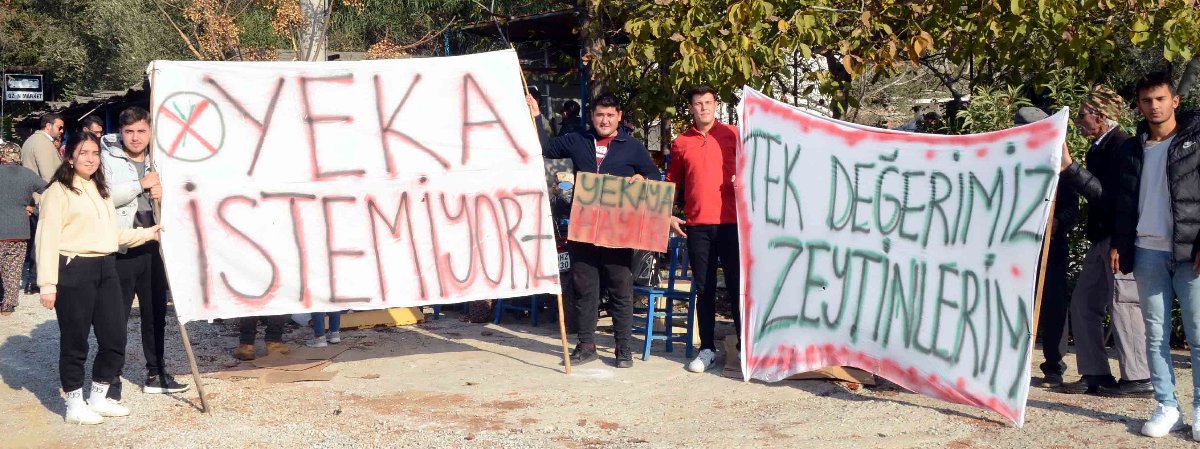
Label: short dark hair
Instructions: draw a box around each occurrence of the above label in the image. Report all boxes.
[560,100,581,117]
[81,115,104,130]
[590,92,622,112]
[685,85,718,103]
[1135,71,1177,97]
[119,107,151,128]
[39,113,62,130]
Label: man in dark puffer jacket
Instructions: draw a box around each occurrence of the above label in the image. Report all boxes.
[1110,71,1200,440]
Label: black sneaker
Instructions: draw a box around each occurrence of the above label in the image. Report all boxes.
[1032,373,1063,388]
[1097,379,1154,398]
[107,378,123,401]
[614,346,633,369]
[144,373,190,394]
[1057,375,1114,395]
[566,343,598,366]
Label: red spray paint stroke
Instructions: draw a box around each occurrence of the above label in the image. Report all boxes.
[746,344,1024,426]
[742,90,1061,151]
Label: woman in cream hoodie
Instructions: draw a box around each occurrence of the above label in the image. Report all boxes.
[36,132,160,425]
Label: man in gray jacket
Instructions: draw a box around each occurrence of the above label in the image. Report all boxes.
[21,112,63,182]
[101,107,188,398]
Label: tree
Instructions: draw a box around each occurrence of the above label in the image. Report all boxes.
[596,0,1200,128]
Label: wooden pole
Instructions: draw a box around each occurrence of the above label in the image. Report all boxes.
[146,63,211,412]
[513,45,573,373]
[556,294,572,374]
[1030,200,1057,346]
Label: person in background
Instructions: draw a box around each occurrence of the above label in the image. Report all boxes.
[37,132,161,424]
[22,112,63,182]
[307,311,342,348]
[555,100,585,136]
[1016,107,1079,389]
[101,107,187,397]
[528,92,661,368]
[666,85,742,373]
[1056,86,1152,397]
[81,115,104,138]
[235,316,290,361]
[20,113,66,296]
[0,141,44,315]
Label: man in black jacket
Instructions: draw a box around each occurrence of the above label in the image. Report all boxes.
[1015,107,1079,389]
[528,92,662,368]
[1110,71,1200,439]
[1057,86,1151,397]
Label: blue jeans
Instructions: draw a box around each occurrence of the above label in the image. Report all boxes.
[1133,247,1200,408]
[311,312,342,337]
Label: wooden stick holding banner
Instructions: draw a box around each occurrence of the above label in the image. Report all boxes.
[1029,199,1057,344]
[514,50,572,375]
[146,62,211,413]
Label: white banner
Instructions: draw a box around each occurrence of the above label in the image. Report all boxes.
[151,50,561,322]
[737,87,1066,426]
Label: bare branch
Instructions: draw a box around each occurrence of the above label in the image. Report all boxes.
[149,0,205,60]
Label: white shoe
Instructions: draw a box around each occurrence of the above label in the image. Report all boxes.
[686,349,716,373]
[88,383,129,417]
[63,389,103,425]
[1193,407,1200,441]
[328,331,341,344]
[306,336,328,348]
[1142,403,1184,437]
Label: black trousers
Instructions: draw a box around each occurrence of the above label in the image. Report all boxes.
[1037,236,1071,376]
[239,315,287,345]
[569,241,633,347]
[116,241,169,374]
[687,224,743,351]
[55,255,125,392]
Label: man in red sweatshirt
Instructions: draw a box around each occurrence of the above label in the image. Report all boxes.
[667,85,742,373]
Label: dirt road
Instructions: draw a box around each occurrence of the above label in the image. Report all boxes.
[0,294,1190,448]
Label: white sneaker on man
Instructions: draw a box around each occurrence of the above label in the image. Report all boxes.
[87,382,129,417]
[328,331,341,344]
[686,349,716,373]
[306,335,328,348]
[1192,407,1200,441]
[1141,403,1184,437]
[63,389,103,425]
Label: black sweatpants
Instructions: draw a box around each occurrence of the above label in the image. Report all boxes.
[55,255,125,392]
[116,241,169,374]
[687,224,743,351]
[1037,235,1071,377]
[569,241,634,347]
[239,315,287,345]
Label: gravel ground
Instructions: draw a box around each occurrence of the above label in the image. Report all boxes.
[1,292,1196,448]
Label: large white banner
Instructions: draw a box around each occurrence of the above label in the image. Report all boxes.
[737,87,1065,426]
[151,50,560,323]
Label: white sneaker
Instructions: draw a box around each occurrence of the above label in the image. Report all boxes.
[1193,407,1200,441]
[64,389,103,425]
[686,349,716,373]
[1142,403,1184,437]
[306,336,328,348]
[328,331,341,344]
[87,383,129,417]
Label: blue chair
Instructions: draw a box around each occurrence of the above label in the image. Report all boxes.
[493,295,541,326]
[632,236,696,361]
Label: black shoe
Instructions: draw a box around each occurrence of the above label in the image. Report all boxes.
[566,343,598,366]
[1032,373,1063,388]
[106,378,123,401]
[1057,376,1113,395]
[144,373,190,394]
[614,345,633,368]
[1097,379,1154,398]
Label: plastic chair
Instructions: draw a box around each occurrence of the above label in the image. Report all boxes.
[493,295,541,326]
[632,236,696,360]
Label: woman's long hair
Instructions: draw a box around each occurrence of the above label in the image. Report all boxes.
[47,132,109,199]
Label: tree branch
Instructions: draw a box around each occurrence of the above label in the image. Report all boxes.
[1179,56,1200,100]
[150,0,205,60]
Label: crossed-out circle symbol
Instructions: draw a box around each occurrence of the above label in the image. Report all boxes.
[154,92,225,162]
